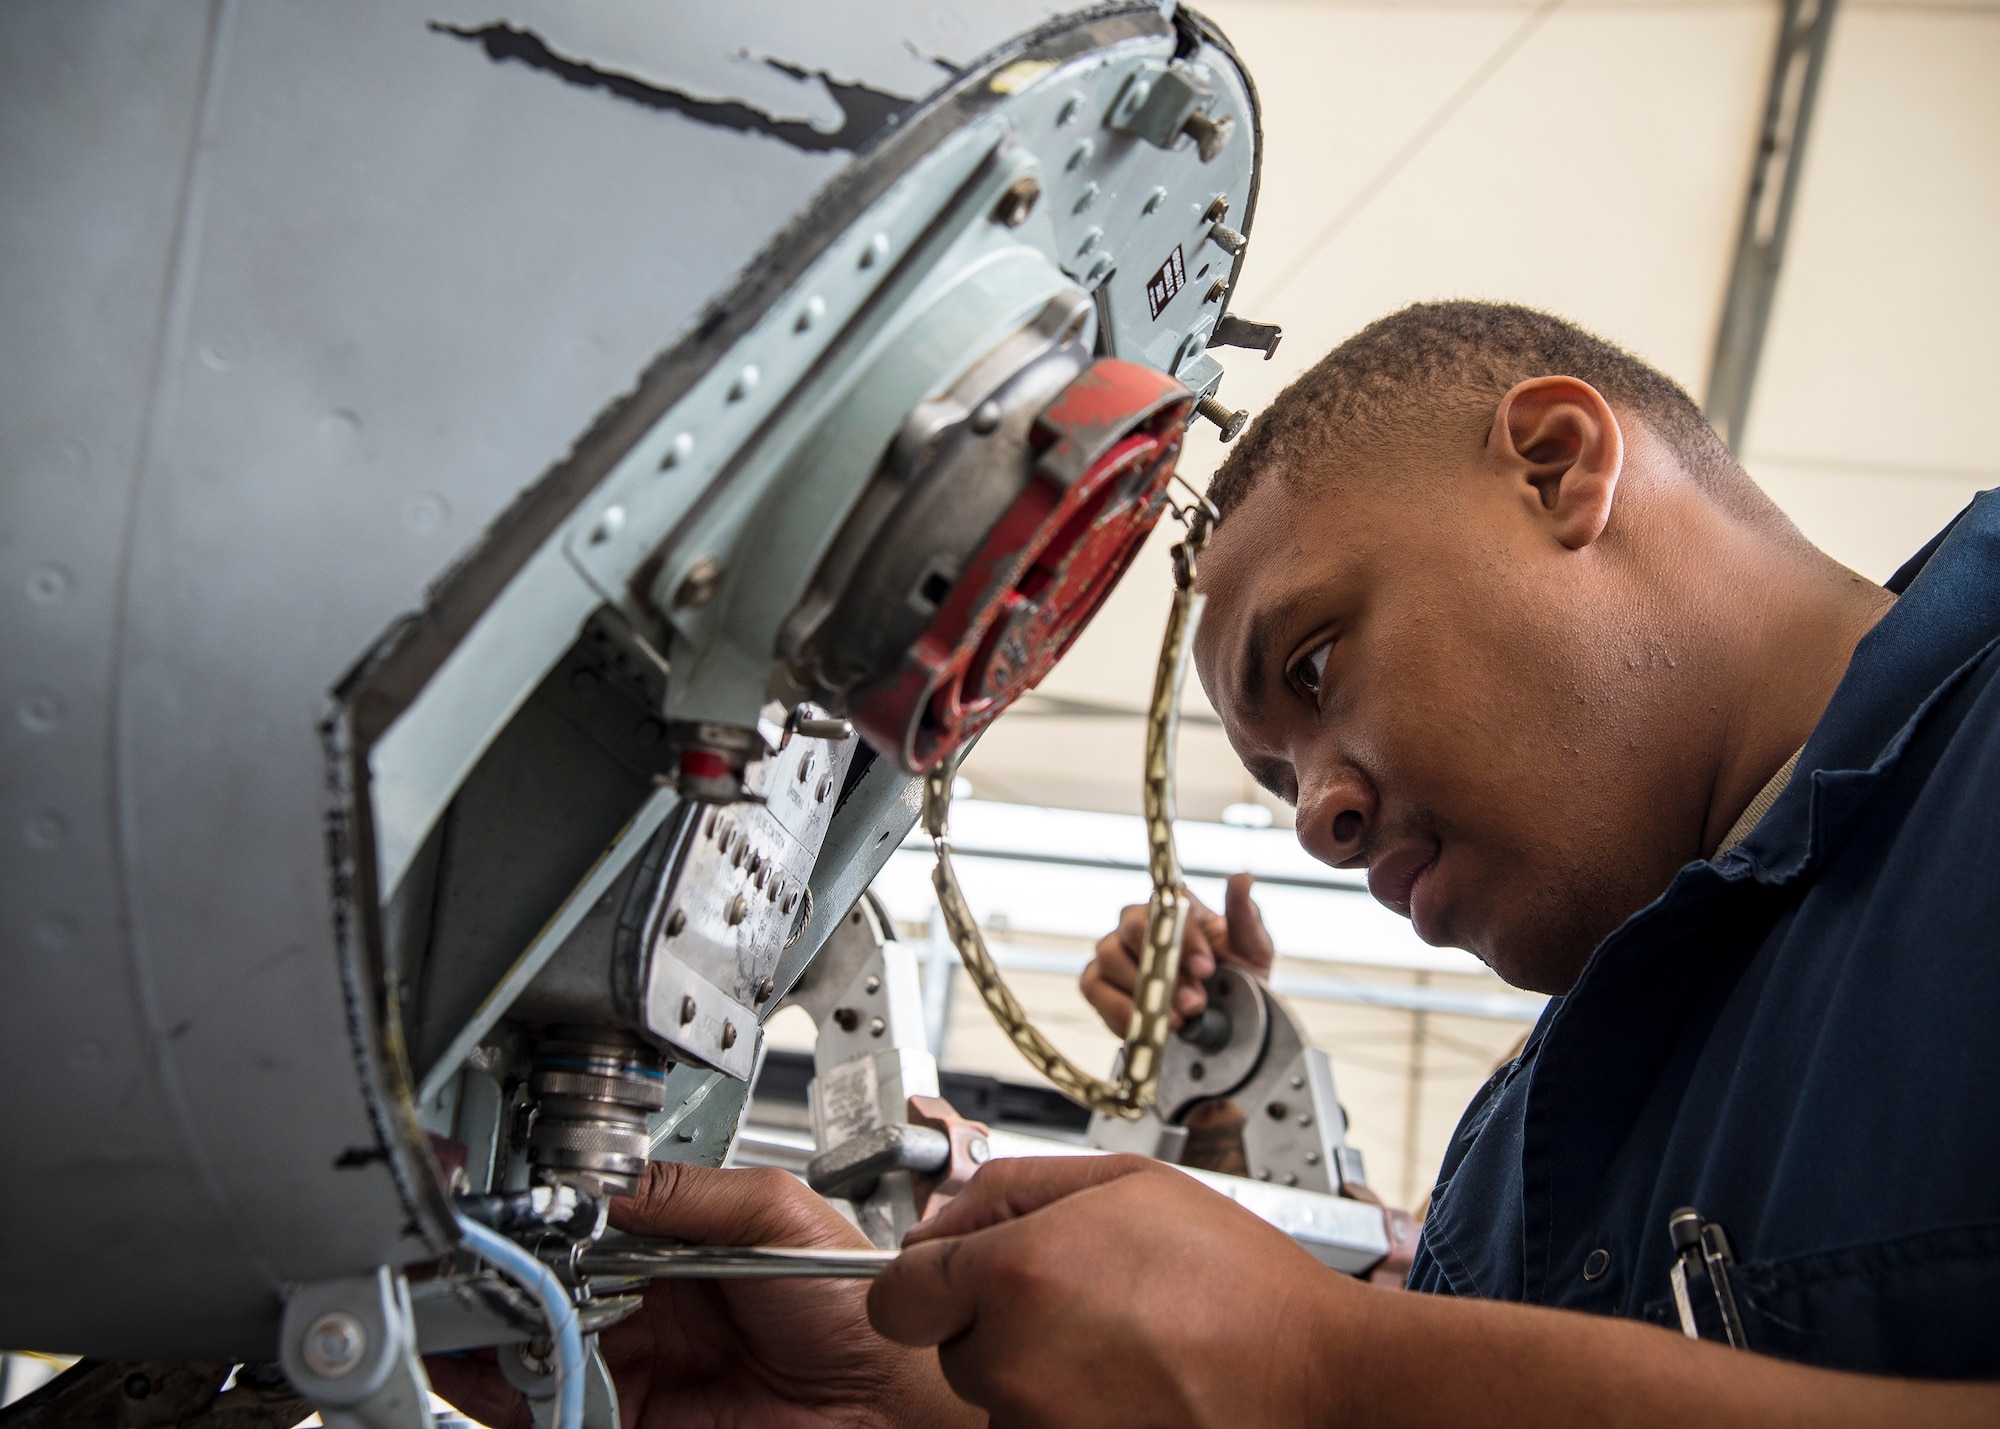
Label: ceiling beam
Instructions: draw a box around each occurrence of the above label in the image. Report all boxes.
[1705,0,1842,453]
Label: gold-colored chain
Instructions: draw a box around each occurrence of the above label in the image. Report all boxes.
[924,496,1214,1117]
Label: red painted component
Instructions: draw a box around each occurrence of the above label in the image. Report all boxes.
[678,749,730,781]
[855,359,1194,772]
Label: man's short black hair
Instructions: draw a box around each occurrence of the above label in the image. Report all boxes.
[1207,300,1755,522]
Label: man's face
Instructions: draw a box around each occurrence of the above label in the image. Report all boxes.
[1194,442,1700,994]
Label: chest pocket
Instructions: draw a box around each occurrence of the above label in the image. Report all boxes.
[1640,1223,2000,1379]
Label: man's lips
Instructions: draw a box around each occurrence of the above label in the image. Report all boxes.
[1367,842,1439,921]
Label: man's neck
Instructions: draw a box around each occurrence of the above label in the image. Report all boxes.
[1698,546,1896,856]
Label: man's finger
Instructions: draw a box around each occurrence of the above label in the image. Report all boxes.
[867,1233,983,1348]
[904,1155,1155,1245]
[1223,872,1276,973]
[1079,959,1135,1036]
[610,1162,866,1250]
[1090,930,1139,993]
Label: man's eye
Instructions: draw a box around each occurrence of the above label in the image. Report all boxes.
[1293,640,1332,696]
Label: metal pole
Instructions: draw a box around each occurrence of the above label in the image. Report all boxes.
[1705,0,1842,452]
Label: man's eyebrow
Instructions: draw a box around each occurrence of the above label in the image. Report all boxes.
[1238,593,1314,716]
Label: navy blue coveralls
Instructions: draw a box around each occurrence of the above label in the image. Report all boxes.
[1407,493,2000,1378]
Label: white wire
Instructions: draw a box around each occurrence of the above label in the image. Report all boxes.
[454,1214,585,1429]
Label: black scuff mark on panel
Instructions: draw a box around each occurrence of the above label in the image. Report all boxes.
[430,21,915,155]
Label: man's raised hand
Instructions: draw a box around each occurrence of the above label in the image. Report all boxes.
[1080,872,1274,1036]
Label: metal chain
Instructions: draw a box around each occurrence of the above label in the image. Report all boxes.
[925,498,1214,1117]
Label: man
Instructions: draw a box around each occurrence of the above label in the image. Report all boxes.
[433,302,2000,1426]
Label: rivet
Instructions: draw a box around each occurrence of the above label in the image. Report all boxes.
[1297,1112,1312,1127]
[402,491,448,534]
[816,775,834,803]
[726,895,749,925]
[1304,1150,1320,1165]
[869,1017,886,1037]
[589,505,625,544]
[1289,1074,1305,1090]
[23,810,68,851]
[569,668,600,697]
[968,1135,991,1164]
[794,295,826,333]
[864,975,881,995]
[1055,94,1082,126]
[25,565,73,606]
[728,365,760,402]
[720,1021,737,1049]
[679,995,697,1024]
[1076,226,1104,257]
[1582,1248,1611,1281]
[755,977,775,1004]
[1073,181,1100,215]
[858,232,890,268]
[1141,185,1168,215]
[1282,1171,1298,1186]
[1066,139,1095,171]
[659,431,695,471]
[1256,1168,1272,1182]
[970,399,1003,435]
[17,688,63,733]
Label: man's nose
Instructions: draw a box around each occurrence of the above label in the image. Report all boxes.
[1294,763,1376,868]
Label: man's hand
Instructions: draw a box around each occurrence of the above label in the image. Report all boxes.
[870,1155,1344,1427]
[869,1158,2000,1429]
[1081,872,1274,1035]
[427,1162,977,1429]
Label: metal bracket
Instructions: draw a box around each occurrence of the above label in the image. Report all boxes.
[498,1333,621,1429]
[280,1268,436,1429]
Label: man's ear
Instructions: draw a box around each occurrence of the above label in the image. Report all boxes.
[1486,376,1623,550]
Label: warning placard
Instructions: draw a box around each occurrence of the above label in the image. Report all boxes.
[1145,245,1187,320]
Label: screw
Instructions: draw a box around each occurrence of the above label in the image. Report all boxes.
[721,1021,737,1049]
[302,1310,367,1378]
[726,895,749,926]
[680,995,697,1025]
[755,977,775,1004]
[1197,396,1249,441]
[672,555,723,611]
[993,176,1042,227]
[1182,109,1236,163]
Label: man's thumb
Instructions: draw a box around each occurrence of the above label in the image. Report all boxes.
[1225,872,1274,971]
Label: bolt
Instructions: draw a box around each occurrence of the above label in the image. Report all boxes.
[680,995,697,1025]
[672,555,723,611]
[992,175,1041,227]
[755,977,775,1004]
[1197,396,1249,441]
[720,1021,737,1050]
[1205,195,1230,224]
[302,1310,367,1378]
[1207,221,1248,256]
[833,1007,859,1032]
[666,908,686,937]
[1182,109,1236,163]
[968,1136,991,1165]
